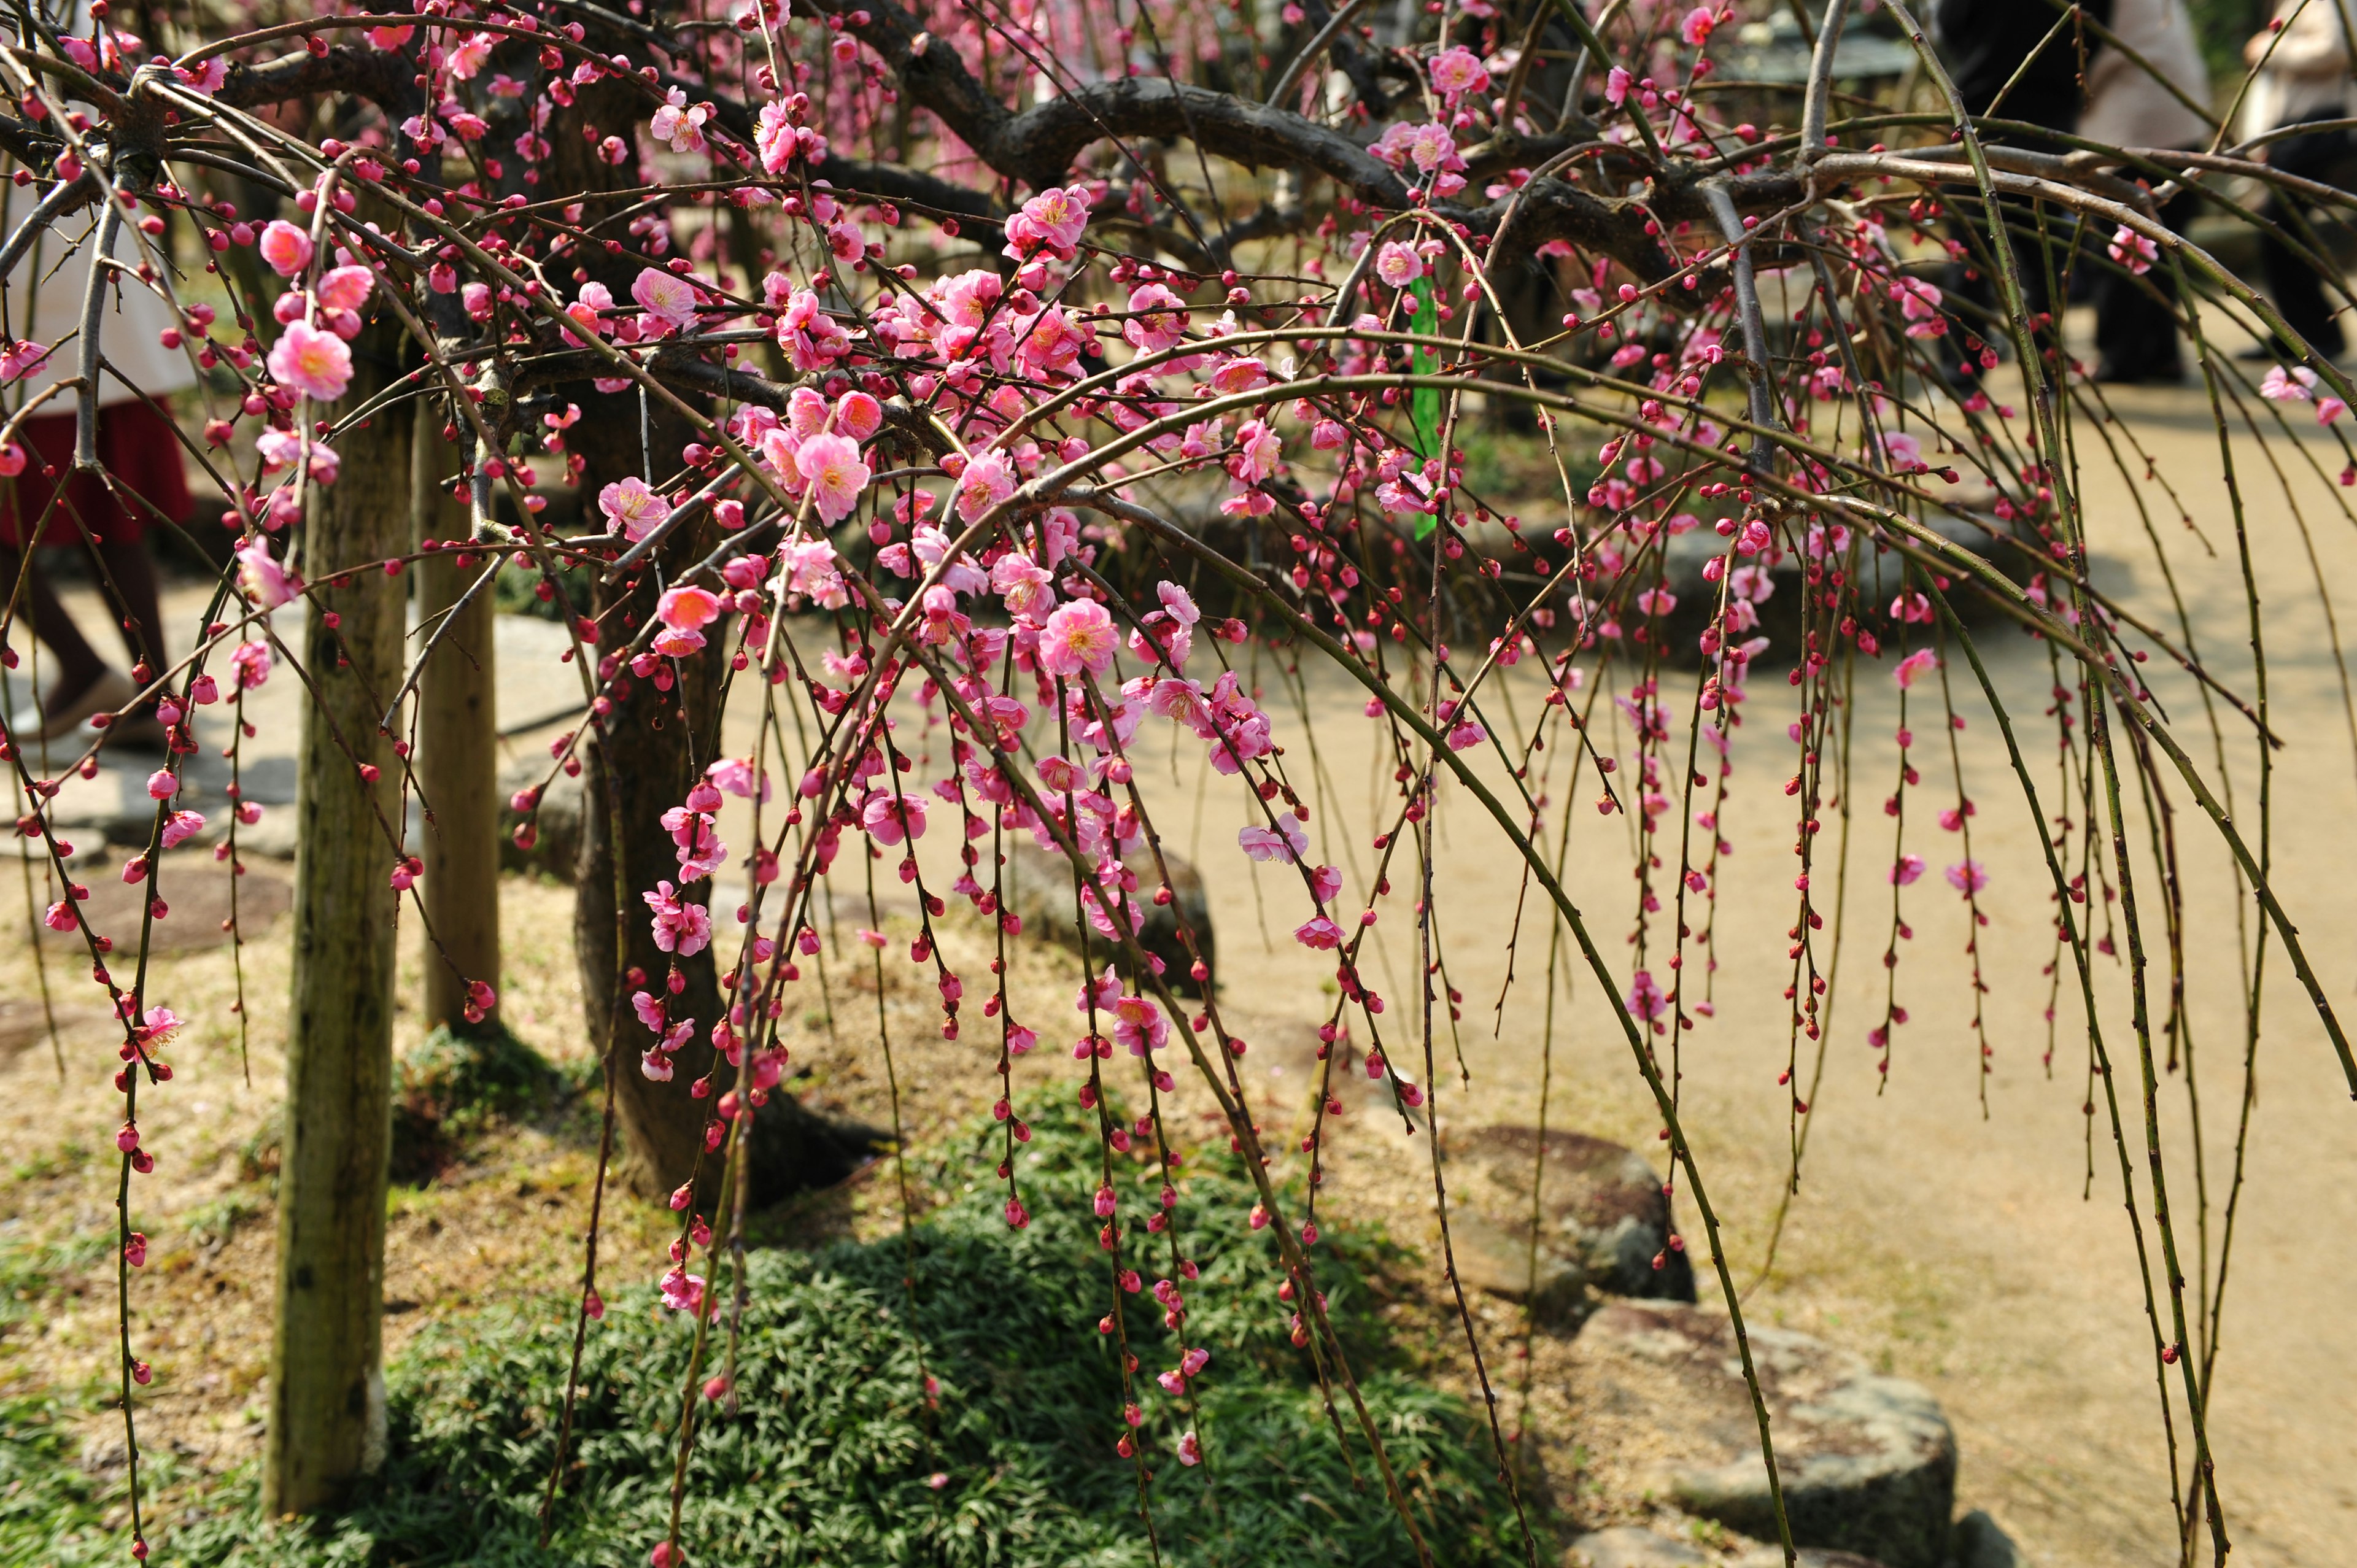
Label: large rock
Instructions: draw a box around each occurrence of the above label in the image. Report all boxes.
[1565,1302,1957,1568]
[999,840,1214,997]
[1446,1125,1696,1322]
[1568,1523,1889,1567]
[1951,1510,2034,1568]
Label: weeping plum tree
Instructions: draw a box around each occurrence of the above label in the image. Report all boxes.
[2,0,2353,1555]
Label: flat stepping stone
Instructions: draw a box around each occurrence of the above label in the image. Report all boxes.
[1444,1124,1696,1319]
[999,840,1214,996]
[37,849,291,953]
[1565,1302,1957,1568]
[1569,1523,1891,1567]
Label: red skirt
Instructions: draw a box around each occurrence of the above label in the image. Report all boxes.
[0,401,190,549]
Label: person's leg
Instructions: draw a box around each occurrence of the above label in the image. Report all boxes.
[2259,118,2351,357]
[2095,184,2194,381]
[91,536,164,682]
[0,547,111,716]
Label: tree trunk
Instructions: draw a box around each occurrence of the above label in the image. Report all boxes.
[266,321,408,1515]
[411,403,499,1033]
[548,58,877,1207]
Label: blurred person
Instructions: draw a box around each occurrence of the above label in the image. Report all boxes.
[1932,0,2114,376]
[2242,0,2357,358]
[0,196,192,751]
[2081,0,2212,380]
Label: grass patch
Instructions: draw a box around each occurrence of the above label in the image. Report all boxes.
[149,1095,1523,1566]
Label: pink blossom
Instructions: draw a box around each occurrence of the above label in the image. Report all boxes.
[1626,970,1668,1021]
[1003,184,1093,260]
[1239,812,1308,863]
[861,789,927,846]
[659,1267,706,1313]
[1892,649,1940,689]
[1294,915,1345,949]
[632,266,700,333]
[266,320,353,401]
[706,756,770,800]
[1123,284,1190,353]
[835,390,883,441]
[656,584,723,633]
[1679,5,1717,45]
[1111,994,1167,1056]
[992,553,1056,620]
[1428,46,1490,98]
[954,449,1017,524]
[1374,241,1422,290]
[258,220,313,279]
[650,88,710,153]
[1890,852,1925,886]
[1229,420,1281,487]
[2106,225,2158,276]
[446,30,494,78]
[161,810,205,849]
[316,265,374,311]
[644,880,712,956]
[236,541,300,610]
[1945,859,1990,895]
[2259,365,2315,402]
[1879,430,1927,473]
[1606,66,1632,105]
[0,341,48,385]
[796,433,872,524]
[1040,600,1118,678]
[599,476,671,541]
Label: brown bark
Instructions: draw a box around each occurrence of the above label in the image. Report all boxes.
[411,405,500,1034]
[265,319,409,1515]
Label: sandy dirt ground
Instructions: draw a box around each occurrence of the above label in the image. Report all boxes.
[3,347,2354,1566]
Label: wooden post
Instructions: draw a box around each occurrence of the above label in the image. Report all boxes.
[411,402,499,1033]
[266,323,408,1515]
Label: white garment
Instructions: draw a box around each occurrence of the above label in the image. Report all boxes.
[2083,0,2213,148]
[2241,0,2357,139]
[1,188,199,407]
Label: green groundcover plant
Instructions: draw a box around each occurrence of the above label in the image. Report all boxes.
[9,1099,1519,1567]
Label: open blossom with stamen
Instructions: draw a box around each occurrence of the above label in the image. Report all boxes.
[1039,600,1118,678]
[1428,45,1489,97]
[598,476,671,541]
[796,433,871,523]
[1375,241,1422,290]
[266,320,352,401]
[632,266,700,333]
[1946,860,1991,895]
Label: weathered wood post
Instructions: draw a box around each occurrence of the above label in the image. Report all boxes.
[266,320,409,1514]
[411,400,500,1033]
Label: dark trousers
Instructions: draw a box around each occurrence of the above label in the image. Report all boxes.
[2093,176,2200,380]
[1941,107,2078,373]
[2259,110,2353,357]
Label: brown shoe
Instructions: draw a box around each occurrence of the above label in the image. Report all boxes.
[6,667,139,746]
